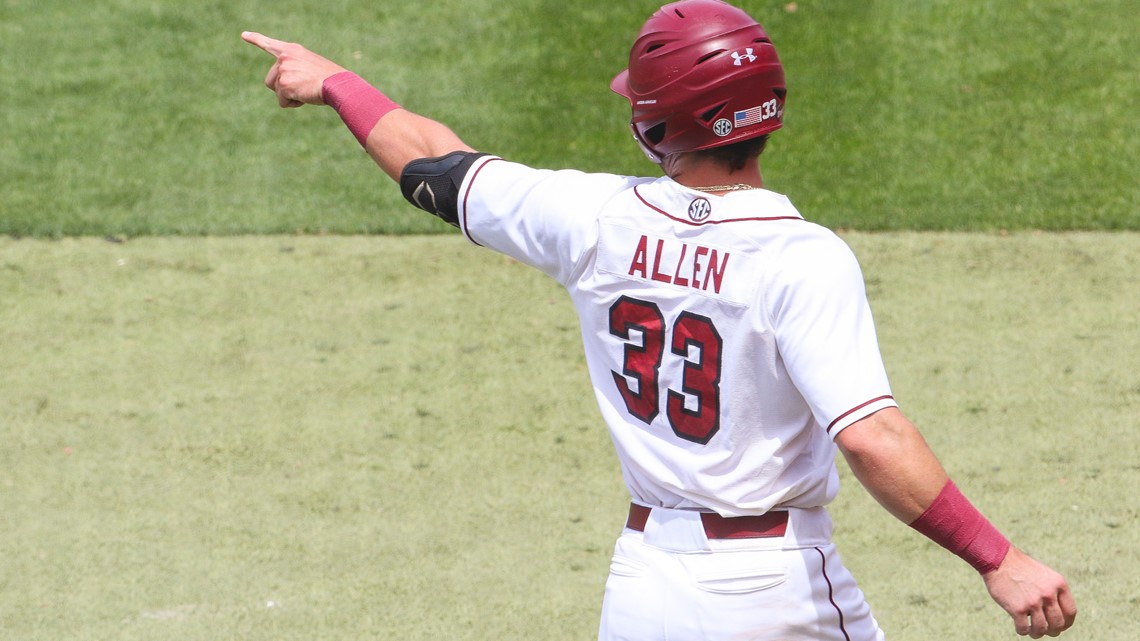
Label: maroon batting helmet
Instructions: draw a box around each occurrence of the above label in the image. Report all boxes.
[611,0,786,163]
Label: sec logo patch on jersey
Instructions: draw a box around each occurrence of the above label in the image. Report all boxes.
[688,198,712,222]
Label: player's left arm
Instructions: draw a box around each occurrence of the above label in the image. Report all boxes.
[241,32,475,181]
[836,409,1077,638]
[242,32,614,280]
[833,408,947,522]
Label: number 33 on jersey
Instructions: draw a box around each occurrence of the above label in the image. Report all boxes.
[609,296,722,445]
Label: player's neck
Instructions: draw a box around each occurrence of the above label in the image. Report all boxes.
[663,153,763,194]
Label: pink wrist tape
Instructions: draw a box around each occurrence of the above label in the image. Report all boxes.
[321,72,401,147]
[909,480,1011,574]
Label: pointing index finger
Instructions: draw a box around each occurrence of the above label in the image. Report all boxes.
[241,31,288,57]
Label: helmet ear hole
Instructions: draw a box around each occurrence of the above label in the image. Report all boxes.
[644,122,667,145]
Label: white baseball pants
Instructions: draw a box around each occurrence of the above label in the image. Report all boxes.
[598,505,885,641]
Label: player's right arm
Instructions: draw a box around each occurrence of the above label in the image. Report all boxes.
[836,409,1077,638]
[241,32,475,181]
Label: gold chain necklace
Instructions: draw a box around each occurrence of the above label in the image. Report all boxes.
[688,183,757,193]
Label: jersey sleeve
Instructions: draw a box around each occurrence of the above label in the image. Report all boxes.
[454,156,647,284]
[766,231,898,438]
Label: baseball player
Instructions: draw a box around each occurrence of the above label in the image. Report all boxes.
[243,1,1077,638]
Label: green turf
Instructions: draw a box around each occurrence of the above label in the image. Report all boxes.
[2,0,1136,638]
[2,0,1137,236]
[2,233,1136,640]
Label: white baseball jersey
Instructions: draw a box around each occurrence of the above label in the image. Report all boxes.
[453,156,897,517]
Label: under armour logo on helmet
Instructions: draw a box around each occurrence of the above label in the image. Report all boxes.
[731,48,757,66]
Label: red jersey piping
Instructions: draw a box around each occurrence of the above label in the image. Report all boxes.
[826,396,895,434]
[460,157,505,246]
[634,185,805,227]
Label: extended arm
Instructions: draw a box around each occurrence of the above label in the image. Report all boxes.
[241,32,474,181]
[836,408,1077,638]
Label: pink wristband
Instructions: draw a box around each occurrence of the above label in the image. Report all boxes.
[908,480,1011,574]
[321,71,401,147]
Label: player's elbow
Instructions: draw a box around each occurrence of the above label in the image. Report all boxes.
[834,407,930,473]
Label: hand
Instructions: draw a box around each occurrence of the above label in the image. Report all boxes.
[241,31,348,108]
[983,547,1077,637]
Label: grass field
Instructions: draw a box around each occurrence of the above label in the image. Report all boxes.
[2,233,1138,640]
[2,0,1137,235]
[2,0,1138,639]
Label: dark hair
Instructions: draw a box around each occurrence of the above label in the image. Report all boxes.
[695,134,769,171]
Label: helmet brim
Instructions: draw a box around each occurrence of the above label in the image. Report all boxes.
[610,69,632,99]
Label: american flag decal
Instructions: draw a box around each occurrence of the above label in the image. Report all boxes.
[734,106,767,127]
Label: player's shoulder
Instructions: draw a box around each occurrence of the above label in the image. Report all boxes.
[474,157,652,203]
[780,218,855,254]
[710,190,858,277]
[763,226,868,314]
[727,191,854,263]
[778,223,861,272]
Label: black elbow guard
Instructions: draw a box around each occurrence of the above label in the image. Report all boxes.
[399,152,489,227]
